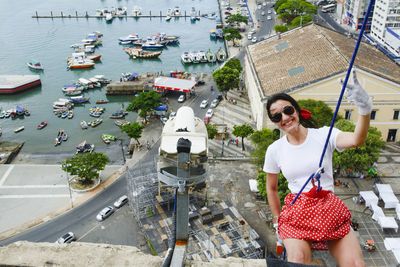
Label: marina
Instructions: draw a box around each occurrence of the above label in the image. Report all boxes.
[0,0,225,157]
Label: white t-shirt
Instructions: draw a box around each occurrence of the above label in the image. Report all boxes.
[263,126,343,193]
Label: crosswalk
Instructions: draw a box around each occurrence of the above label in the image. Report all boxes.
[207,90,256,157]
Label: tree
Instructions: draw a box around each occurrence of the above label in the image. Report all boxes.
[291,15,313,27]
[250,128,280,168]
[333,119,386,175]
[232,123,254,151]
[61,153,109,185]
[277,0,317,24]
[127,91,162,123]
[222,27,242,44]
[256,171,289,206]
[206,123,218,140]
[212,66,240,97]
[274,25,289,33]
[225,14,248,26]
[297,99,342,128]
[121,122,145,145]
[224,58,243,73]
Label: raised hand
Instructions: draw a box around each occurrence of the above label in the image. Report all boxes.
[341,70,372,115]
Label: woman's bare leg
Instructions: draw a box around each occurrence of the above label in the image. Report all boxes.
[328,230,365,267]
[283,238,313,264]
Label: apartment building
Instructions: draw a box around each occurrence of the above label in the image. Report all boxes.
[342,0,373,31]
[244,24,400,142]
[369,0,400,61]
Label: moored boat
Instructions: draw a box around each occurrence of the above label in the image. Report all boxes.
[109,110,127,119]
[88,118,103,127]
[189,51,200,63]
[181,52,192,64]
[206,49,217,63]
[80,120,88,129]
[67,110,74,119]
[128,48,162,59]
[14,126,24,133]
[198,50,208,63]
[96,99,109,104]
[216,48,227,61]
[27,59,43,70]
[70,95,90,104]
[115,120,130,127]
[102,134,116,144]
[76,140,95,153]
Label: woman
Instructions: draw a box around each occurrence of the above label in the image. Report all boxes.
[263,71,371,266]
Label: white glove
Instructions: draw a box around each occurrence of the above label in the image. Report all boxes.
[341,70,372,115]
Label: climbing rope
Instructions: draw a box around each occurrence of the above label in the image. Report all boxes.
[282,0,376,260]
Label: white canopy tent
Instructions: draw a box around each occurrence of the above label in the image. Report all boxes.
[359,191,379,209]
[152,77,197,93]
[381,192,399,209]
[378,216,398,233]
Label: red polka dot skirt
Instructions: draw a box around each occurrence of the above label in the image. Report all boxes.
[278,186,351,250]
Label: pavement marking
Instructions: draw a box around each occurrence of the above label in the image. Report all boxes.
[0,194,70,199]
[77,224,101,240]
[0,165,14,186]
[0,185,68,189]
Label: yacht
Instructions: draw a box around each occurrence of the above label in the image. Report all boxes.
[132,6,142,16]
[181,52,192,64]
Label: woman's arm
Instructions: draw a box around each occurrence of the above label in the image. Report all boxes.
[336,113,370,149]
[336,70,372,149]
[266,172,281,217]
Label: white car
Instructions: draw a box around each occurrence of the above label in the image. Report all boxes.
[252,36,257,43]
[177,94,186,103]
[250,29,256,34]
[267,15,272,20]
[261,11,265,16]
[114,195,128,208]
[205,109,213,118]
[247,34,253,40]
[200,100,208,108]
[210,99,219,108]
[263,2,267,6]
[56,232,75,244]
[160,116,168,124]
[257,4,262,9]
[96,206,115,221]
[169,112,177,119]
[268,9,272,14]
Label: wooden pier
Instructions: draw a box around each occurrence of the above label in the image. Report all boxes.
[32,11,206,19]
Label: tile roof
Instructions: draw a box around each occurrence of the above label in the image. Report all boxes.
[248,24,400,98]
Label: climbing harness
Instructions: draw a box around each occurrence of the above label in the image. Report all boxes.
[280,0,376,261]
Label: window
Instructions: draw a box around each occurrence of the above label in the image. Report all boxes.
[394,110,399,120]
[345,110,352,120]
[370,110,377,120]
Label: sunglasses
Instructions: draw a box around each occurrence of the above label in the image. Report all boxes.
[270,106,295,123]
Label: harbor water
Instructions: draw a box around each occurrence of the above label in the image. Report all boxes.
[0,0,225,160]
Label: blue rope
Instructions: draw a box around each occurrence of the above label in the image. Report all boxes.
[282,0,375,260]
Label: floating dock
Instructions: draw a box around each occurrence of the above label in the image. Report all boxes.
[0,75,41,94]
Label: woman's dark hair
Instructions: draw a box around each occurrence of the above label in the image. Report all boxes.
[266,93,317,128]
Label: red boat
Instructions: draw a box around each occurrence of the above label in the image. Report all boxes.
[37,121,48,130]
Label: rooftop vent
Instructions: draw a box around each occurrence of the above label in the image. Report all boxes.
[275,41,289,51]
[288,66,305,76]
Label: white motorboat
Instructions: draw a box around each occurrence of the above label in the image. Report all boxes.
[105,13,113,22]
[80,120,88,129]
[181,52,192,64]
[27,59,43,70]
[165,15,171,21]
[189,51,200,63]
[116,7,127,16]
[132,6,142,16]
[174,6,180,16]
[198,50,208,63]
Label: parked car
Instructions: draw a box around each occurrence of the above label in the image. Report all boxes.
[160,116,168,124]
[177,95,186,103]
[250,29,256,34]
[200,100,208,108]
[261,11,265,16]
[268,9,272,13]
[96,206,115,221]
[169,112,177,119]
[225,11,231,15]
[263,2,267,6]
[210,99,219,108]
[252,36,257,43]
[114,195,128,208]
[216,93,223,101]
[196,80,205,85]
[56,232,75,244]
[205,109,213,118]
[267,15,272,20]
[248,33,253,40]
